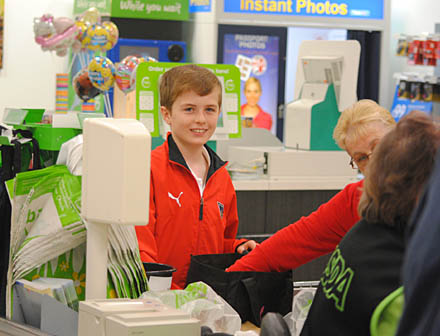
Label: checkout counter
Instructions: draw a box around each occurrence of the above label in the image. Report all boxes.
[217,128,358,243]
[1,40,362,335]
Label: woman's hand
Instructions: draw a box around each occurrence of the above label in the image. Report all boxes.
[236,240,258,255]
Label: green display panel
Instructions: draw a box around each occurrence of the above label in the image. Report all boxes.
[111,0,189,21]
[135,62,242,139]
[73,0,112,16]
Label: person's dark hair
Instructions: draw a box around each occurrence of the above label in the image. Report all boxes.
[159,64,222,111]
[358,110,440,229]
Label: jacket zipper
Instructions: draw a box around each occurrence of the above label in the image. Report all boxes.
[199,196,204,220]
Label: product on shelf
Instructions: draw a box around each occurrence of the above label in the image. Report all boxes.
[396,33,440,66]
[407,36,425,65]
[396,35,409,56]
[423,35,438,66]
[395,73,440,102]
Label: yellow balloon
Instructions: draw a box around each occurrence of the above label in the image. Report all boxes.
[85,24,109,51]
[101,21,119,51]
[80,7,101,26]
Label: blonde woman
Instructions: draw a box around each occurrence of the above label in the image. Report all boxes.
[228,99,396,273]
[241,77,272,130]
[301,110,440,335]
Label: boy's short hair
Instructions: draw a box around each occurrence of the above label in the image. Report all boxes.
[333,99,396,150]
[160,64,222,111]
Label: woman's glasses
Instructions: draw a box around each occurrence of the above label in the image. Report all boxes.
[349,152,373,170]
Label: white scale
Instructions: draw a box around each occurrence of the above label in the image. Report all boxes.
[80,119,199,336]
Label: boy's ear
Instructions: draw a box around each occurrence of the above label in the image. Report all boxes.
[160,106,172,125]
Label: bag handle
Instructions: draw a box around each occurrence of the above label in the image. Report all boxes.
[10,136,42,177]
[0,146,14,180]
[11,139,22,176]
[13,129,42,169]
[241,276,263,326]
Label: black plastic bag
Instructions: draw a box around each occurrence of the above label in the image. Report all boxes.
[186,253,293,327]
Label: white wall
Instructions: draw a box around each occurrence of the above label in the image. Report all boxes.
[385,0,440,110]
[1,0,438,119]
[0,0,74,119]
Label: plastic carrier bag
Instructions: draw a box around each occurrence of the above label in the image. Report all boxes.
[186,253,293,327]
[140,281,241,335]
[284,285,317,336]
[5,165,148,318]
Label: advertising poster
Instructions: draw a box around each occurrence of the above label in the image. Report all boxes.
[223,33,279,134]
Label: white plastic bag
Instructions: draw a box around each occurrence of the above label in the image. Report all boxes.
[56,134,83,176]
[140,281,242,334]
[284,287,317,336]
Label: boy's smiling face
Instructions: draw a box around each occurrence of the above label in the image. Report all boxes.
[161,88,221,150]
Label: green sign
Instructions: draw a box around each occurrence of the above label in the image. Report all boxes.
[73,0,112,16]
[111,0,189,20]
[135,62,242,139]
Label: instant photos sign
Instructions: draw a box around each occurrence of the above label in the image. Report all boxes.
[224,0,384,20]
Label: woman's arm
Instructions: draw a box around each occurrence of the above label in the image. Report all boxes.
[227,180,362,272]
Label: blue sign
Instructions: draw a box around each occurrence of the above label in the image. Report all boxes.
[190,0,211,12]
[224,0,384,20]
[391,85,432,122]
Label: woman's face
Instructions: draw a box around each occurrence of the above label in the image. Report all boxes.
[244,82,262,107]
[345,122,393,174]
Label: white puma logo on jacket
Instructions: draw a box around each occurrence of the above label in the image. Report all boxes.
[168,191,183,207]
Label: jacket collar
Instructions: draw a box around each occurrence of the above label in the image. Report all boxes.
[167,133,227,180]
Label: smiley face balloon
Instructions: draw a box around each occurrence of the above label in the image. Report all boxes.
[82,24,109,51]
[88,56,115,92]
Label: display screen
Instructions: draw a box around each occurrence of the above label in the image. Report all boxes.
[284,27,347,104]
[119,45,159,61]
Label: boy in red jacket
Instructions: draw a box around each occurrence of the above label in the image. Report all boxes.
[135,64,257,288]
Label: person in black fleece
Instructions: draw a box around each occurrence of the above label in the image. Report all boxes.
[395,138,440,335]
[300,110,440,336]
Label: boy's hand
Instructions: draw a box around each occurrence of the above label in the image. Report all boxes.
[236,240,258,255]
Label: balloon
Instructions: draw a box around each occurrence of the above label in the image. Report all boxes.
[73,68,101,101]
[82,24,110,51]
[72,20,88,52]
[88,56,115,92]
[115,56,141,93]
[101,21,119,51]
[34,14,78,57]
[129,56,158,91]
[79,7,101,26]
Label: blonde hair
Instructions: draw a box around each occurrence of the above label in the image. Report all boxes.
[333,99,396,150]
[244,77,262,92]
